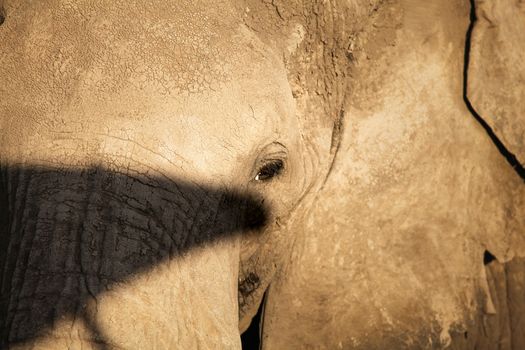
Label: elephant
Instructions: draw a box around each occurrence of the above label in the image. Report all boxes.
[0,0,524,349]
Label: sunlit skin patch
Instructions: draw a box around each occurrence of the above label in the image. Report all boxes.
[0,1,299,189]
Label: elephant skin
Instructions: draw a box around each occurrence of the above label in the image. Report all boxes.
[1,0,524,349]
[261,0,525,349]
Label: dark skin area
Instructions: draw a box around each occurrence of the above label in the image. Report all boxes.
[0,165,269,348]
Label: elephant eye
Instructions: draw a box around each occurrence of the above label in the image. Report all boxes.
[255,159,284,182]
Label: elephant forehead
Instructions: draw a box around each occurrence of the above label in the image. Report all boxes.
[1,68,291,182]
[1,0,295,178]
[0,0,249,97]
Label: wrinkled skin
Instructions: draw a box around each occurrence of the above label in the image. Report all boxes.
[1,0,524,349]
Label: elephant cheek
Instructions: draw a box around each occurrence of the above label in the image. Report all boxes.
[89,238,242,349]
[6,239,243,350]
[0,166,263,349]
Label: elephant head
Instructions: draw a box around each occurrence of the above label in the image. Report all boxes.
[0,0,344,348]
[1,0,524,349]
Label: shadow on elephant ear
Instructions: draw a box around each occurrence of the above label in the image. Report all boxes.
[0,164,269,348]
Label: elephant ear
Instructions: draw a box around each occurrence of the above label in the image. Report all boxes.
[254,0,525,348]
[467,0,525,259]
[467,0,525,165]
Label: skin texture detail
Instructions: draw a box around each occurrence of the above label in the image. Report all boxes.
[261,1,525,349]
[0,0,524,349]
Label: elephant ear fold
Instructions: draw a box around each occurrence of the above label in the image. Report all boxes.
[467,0,525,165]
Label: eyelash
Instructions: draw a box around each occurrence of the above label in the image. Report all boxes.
[254,159,284,182]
